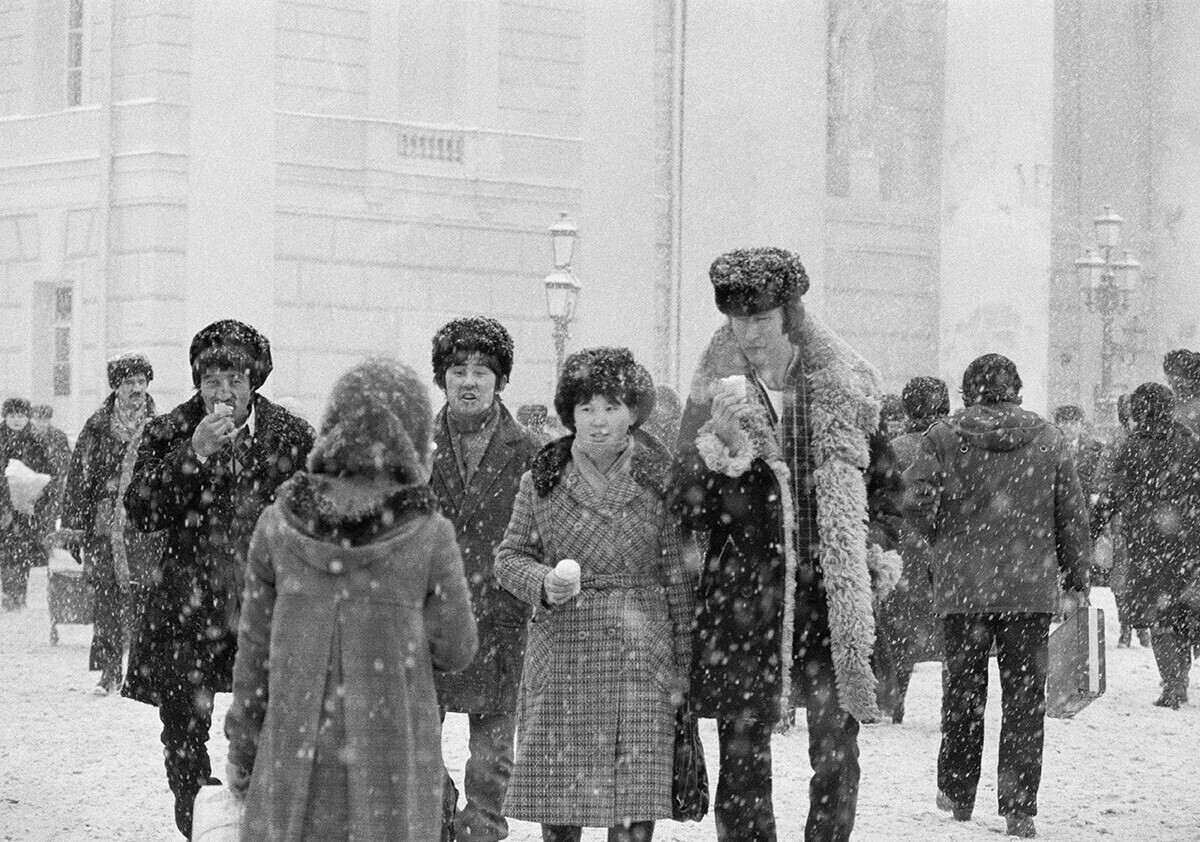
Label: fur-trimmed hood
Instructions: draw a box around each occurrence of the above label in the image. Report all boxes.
[278,472,439,550]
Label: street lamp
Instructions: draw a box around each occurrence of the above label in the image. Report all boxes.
[544,212,581,373]
[1074,205,1141,422]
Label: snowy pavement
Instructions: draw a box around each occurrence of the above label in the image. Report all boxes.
[1,569,1196,841]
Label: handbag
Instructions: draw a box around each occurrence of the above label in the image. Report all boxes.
[671,704,709,822]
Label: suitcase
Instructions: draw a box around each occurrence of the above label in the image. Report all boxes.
[47,549,93,645]
[192,785,245,842]
[1046,606,1105,718]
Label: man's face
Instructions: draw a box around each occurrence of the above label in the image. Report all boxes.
[199,367,252,425]
[4,412,28,432]
[729,306,794,371]
[115,374,149,409]
[443,356,501,419]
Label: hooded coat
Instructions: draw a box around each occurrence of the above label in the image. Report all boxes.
[122,393,314,704]
[904,402,1091,616]
[673,313,904,726]
[1092,422,1200,627]
[430,401,537,714]
[225,475,478,842]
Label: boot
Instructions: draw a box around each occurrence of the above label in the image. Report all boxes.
[1117,625,1131,648]
[937,790,972,821]
[1137,628,1152,647]
[1006,813,1037,838]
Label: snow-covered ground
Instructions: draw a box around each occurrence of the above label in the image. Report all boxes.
[1,569,1196,841]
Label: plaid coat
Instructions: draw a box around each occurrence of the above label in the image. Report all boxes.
[495,434,694,826]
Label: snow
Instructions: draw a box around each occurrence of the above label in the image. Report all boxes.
[1,572,1195,841]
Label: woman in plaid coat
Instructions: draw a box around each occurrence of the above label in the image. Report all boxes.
[495,348,694,842]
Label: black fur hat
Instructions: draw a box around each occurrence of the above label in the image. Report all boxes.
[1162,348,1200,381]
[710,247,808,315]
[189,320,273,390]
[2,397,31,416]
[554,347,655,432]
[1053,404,1086,425]
[431,317,514,390]
[961,354,1022,407]
[1130,382,1175,433]
[107,352,154,389]
[901,376,950,421]
[307,357,432,484]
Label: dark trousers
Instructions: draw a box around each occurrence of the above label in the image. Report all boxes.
[160,685,218,838]
[715,596,861,842]
[0,561,31,609]
[443,710,517,841]
[542,821,654,842]
[0,517,39,609]
[89,563,151,686]
[938,613,1049,818]
[1151,606,1193,699]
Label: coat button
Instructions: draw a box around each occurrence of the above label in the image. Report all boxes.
[606,626,617,635]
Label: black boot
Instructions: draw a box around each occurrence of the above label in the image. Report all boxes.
[1117,625,1131,648]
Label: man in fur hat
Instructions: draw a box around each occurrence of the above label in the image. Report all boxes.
[1163,348,1200,436]
[430,316,538,842]
[673,247,904,842]
[0,397,53,609]
[122,320,314,838]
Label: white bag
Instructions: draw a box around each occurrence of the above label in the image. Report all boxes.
[4,458,51,515]
[191,785,245,842]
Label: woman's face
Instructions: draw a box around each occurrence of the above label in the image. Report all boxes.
[574,393,634,449]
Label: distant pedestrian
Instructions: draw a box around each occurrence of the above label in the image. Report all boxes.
[224,357,478,841]
[1163,348,1200,436]
[1091,383,1200,709]
[904,354,1091,839]
[0,397,53,610]
[1054,405,1107,586]
[429,317,538,842]
[880,392,907,439]
[58,354,164,695]
[122,320,314,838]
[30,404,72,560]
[495,347,695,842]
[874,376,951,723]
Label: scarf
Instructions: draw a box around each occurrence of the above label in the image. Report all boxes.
[570,435,632,494]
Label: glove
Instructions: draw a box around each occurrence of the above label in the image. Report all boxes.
[225,760,252,800]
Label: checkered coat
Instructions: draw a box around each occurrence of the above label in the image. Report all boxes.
[495,433,694,827]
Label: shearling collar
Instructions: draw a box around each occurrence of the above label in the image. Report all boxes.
[532,430,670,498]
[688,311,883,443]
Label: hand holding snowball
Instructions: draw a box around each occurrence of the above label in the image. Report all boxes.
[542,558,581,606]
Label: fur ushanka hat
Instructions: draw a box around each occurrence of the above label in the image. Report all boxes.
[431,316,514,390]
[107,352,154,389]
[189,319,273,390]
[554,347,656,432]
[1130,382,1176,434]
[709,247,810,342]
[2,397,31,417]
[307,357,432,485]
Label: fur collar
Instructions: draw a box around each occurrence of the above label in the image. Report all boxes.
[532,430,671,498]
[280,472,439,546]
[688,311,882,444]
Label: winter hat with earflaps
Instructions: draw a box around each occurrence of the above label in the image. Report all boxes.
[107,352,154,389]
[709,247,809,343]
[307,357,432,485]
[189,319,273,390]
[431,316,514,389]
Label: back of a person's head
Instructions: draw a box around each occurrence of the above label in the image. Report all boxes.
[901,377,950,422]
[1130,382,1175,434]
[961,354,1022,407]
[307,357,431,484]
[516,403,548,427]
[1053,404,1086,426]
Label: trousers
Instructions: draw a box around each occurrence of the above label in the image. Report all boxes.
[443,710,517,841]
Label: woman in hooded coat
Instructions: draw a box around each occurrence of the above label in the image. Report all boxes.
[224,357,478,841]
[1092,382,1200,709]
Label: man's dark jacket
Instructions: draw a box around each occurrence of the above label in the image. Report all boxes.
[122,393,314,705]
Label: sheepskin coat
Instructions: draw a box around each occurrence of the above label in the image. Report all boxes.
[431,401,537,714]
[495,433,695,826]
[674,313,903,725]
[225,475,478,842]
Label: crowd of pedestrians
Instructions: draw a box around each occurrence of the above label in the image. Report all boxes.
[0,246,1197,842]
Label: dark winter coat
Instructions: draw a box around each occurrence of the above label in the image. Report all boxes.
[61,394,164,588]
[1091,422,1200,627]
[1068,435,1105,501]
[673,315,904,725]
[122,393,314,705]
[904,402,1091,616]
[0,425,52,569]
[225,474,477,842]
[430,402,537,714]
[33,424,72,537]
[495,433,694,826]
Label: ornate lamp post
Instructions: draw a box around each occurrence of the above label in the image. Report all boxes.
[544,212,581,374]
[1074,205,1141,422]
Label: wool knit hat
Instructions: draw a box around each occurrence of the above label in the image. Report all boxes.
[2,397,31,416]
[709,247,809,342]
[189,320,273,390]
[431,317,514,390]
[1130,381,1175,433]
[961,354,1022,407]
[554,347,655,432]
[901,376,950,420]
[107,352,154,389]
[307,357,432,484]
